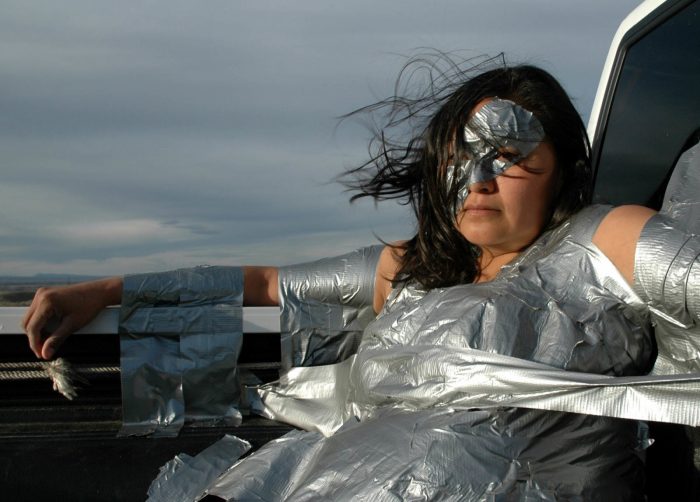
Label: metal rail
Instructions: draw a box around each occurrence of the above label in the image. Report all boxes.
[0,306,281,335]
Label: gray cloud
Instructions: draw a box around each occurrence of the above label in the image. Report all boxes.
[1,0,642,276]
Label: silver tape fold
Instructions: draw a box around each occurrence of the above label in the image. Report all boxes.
[119,266,244,437]
[278,245,383,370]
[145,205,670,499]
[634,140,700,380]
[233,205,660,497]
[207,407,645,500]
[147,434,251,502]
[661,139,700,231]
[634,214,700,377]
[634,214,700,328]
[256,348,700,438]
[259,208,664,435]
[647,139,700,472]
[208,429,326,500]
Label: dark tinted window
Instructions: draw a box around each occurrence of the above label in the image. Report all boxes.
[593,1,700,208]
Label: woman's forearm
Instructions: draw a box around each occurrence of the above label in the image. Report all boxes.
[243,266,279,306]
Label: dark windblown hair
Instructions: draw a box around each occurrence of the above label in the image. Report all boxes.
[341,54,592,289]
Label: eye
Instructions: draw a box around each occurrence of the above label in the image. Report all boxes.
[496,149,521,164]
[498,151,518,162]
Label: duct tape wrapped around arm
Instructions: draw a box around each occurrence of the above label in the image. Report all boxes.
[277,245,383,370]
[633,138,700,472]
[119,266,244,437]
[634,140,700,375]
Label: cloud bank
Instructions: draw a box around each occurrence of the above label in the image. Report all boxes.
[1,0,642,276]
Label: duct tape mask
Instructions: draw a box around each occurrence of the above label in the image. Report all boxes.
[445,97,545,213]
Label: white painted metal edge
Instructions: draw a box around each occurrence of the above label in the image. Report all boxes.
[0,306,280,335]
[587,0,667,139]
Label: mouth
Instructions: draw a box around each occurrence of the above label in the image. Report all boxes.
[464,205,499,213]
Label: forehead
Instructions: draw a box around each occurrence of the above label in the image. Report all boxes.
[465,97,544,147]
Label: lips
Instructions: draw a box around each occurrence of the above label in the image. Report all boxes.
[464,204,499,213]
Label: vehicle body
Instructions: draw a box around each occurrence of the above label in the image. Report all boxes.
[1,0,699,499]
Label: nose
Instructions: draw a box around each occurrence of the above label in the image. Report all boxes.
[468,178,497,194]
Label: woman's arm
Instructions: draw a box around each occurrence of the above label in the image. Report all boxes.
[592,205,657,285]
[373,244,403,313]
[242,266,279,306]
[22,276,123,360]
[23,266,280,360]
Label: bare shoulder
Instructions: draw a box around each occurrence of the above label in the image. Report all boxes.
[373,242,405,313]
[592,205,657,285]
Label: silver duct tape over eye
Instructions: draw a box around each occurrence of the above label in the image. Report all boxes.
[446,97,545,213]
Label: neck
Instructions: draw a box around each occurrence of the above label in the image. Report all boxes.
[475,250,520,283]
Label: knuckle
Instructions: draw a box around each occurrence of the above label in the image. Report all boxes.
[36,287,59,306]
[34,287,52,302]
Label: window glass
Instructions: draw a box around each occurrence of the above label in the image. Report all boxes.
[593,1,700,208]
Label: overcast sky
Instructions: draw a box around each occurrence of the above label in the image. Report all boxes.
[2,0,643,277]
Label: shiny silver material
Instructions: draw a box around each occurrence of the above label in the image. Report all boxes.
[646,140,700,472]
[208,407,644,502]
[119,266,244,437]
[635,218,700,374]
[278,245,383,369]
[208,429,326,500]
[209,410,645,500]
[256,349,700,437]
[446,97,545,212]
[634,214,700,331]
[638,140,700,377]
[661,140,700,231]
[207,205,656,498]
[147,434,250,502]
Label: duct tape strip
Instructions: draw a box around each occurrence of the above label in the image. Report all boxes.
[147,434,251,502]
[119,266,244,437]
[256,346,700,438]
[661,139,700,231]
[207,429,325,500]
[446,98,545,212]
[634,214,700,328]
[634,214,700,376]
[278,245,383,370]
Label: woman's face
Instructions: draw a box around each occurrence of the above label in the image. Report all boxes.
[455,99,558,258]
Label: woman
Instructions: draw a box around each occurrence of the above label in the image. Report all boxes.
[22,61,690,499]
[22,63,653,359]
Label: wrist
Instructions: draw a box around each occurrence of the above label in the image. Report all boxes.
[96,276,123,307]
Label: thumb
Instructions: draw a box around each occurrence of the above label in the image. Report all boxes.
[41,319,74,360]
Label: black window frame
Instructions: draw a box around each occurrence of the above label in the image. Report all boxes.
[590,0,699,207]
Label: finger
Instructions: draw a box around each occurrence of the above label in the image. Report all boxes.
[24,301,58,359]
[21,304,34,332]
[41,318,75,360]
[21,291,41,331]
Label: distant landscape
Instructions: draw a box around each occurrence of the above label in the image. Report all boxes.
[0,275,100,307]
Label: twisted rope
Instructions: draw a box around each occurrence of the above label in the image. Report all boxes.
[0,359,117,400]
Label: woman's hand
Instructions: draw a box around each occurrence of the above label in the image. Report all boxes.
[22,277,123,359]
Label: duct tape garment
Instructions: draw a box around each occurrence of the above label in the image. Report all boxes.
[203,205,655,501]
[278,245,383,370]
[119,266,244,437]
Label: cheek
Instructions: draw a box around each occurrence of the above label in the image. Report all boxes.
[503,180,554,231]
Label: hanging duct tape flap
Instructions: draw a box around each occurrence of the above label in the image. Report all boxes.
[147,434,251,502]
[119,266,244,437]
[278,245,382,370]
